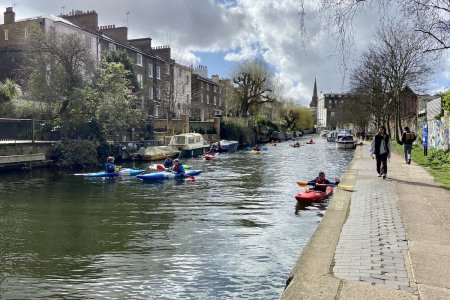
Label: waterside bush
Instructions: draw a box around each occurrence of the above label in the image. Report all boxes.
[220,118,254,146]
[49,139,99,169]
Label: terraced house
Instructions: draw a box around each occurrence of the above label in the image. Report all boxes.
[0,7,174,119]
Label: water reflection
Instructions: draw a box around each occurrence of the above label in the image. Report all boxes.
[0,138,353,299]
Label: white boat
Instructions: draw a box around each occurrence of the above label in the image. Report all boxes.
[326,131,339,142]
[168,133,210,158]
[336,130,356,149]
[210,140,239,153]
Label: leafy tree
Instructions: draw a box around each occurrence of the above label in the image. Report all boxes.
[443,90,450,115]
[0,79,21,117]
[280,104,314,135]
[103,50,140,93]
[81,59,146,141]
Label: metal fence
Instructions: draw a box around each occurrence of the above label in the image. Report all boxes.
[0,118,56,142]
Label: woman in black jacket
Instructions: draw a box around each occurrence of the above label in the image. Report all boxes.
[369,126,392,179]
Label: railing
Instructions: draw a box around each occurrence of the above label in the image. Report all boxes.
[0,118,56,142]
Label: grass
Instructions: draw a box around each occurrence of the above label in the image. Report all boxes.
[392,142,450,189]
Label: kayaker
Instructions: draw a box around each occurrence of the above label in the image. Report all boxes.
[163,156,174,169]
[309,171,340,192]
[105,156,116,173]
[369,125,392,179]
[172,159,186,176]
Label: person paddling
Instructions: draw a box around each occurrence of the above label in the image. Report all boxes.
[308,171,340,192]
[106,156,117,173]
[172,159,186,176]
[163,156,174,169]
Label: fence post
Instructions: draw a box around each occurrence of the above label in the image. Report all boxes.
[32,119,35,143]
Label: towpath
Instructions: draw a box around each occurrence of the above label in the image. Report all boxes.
[281,143,450,300]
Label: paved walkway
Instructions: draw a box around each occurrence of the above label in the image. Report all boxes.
[281,142,450,300]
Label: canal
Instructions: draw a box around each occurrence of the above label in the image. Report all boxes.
[0,137,354,299]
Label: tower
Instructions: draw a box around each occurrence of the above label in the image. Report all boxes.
[310,78,318,107]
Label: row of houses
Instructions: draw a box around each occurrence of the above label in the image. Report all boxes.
[0,7,228,122]
[309,79,449,150]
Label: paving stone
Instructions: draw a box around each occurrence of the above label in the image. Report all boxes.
[333,178,410,290]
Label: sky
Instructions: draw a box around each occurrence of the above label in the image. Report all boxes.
[1,0,449,106]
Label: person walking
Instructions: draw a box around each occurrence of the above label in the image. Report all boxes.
[369,126,392,179]
[401,126,416,164]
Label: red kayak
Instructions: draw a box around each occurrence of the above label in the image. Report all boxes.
[295,186,334,203]
[203,153,215,160]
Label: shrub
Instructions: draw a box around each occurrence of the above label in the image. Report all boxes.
[49,139,99,168]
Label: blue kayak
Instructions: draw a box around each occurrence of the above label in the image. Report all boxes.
[137,170,202,181]
[75,168,145,177]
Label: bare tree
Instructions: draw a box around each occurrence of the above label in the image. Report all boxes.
[350,48,391,128]
[299,0,450,53]
[232,59,277,117]
[349,21,432,138]
[21,31,95,125]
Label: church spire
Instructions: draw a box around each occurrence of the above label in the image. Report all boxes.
[309,78,318,107]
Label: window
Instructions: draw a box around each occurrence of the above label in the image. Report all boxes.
[148,63,153,77]
[329,100,332,105]
[207,95,210,104]
[155,105,160,117]
[85,36,92,50]
[186,75,189,83]
[136,74,143,88]
[201,94,203,103]
[178,68,182,77]
[136,53,142,66]
[214,96,217,105]
[207,84,210,91]
[4,29,8,40]
[331,111,335,117]
[165,63,170,74]
[156,88,161,100]
[156,66,161,79]
[108,43,116,51]
[24,28,29,39]
[149,86,153,99]
[182,85,185,95]
[214,85,217,92]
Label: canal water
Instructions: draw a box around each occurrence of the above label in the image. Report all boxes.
[0,138,354,299]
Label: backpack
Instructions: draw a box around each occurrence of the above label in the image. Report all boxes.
[405,132,415,143]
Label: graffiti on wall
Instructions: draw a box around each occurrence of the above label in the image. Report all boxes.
[428,118,449,150]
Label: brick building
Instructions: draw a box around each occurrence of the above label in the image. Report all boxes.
[0,7,174,118]
[191,65,224,121]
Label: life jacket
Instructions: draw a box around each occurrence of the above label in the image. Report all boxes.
[315,177,327,192]
[106,163,115,173]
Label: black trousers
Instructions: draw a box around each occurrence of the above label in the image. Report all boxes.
[376,153,388,175]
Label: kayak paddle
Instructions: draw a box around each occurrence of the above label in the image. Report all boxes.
[296,181,353,188]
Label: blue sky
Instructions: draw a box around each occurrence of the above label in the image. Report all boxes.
[1,0,449,105]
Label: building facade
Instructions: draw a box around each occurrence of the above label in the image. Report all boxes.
[173,63,192,118]
[191,66,223,121]
[0,7,174,119]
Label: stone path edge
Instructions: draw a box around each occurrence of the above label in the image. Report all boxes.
[280,145,418,300]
